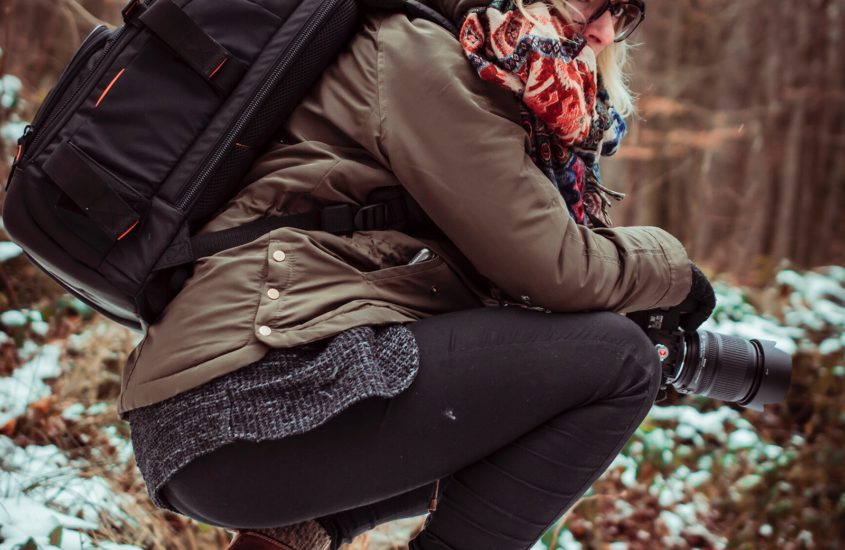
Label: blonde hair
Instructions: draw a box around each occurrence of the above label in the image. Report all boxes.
[513,0,637,118]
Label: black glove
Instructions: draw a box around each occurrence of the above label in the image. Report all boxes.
[678,262,716,332]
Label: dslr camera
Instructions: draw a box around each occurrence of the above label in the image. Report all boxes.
[627,308,793,411]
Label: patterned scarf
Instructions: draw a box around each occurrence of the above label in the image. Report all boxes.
[459,0,627,227]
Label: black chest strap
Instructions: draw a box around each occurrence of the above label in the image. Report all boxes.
[155,185,438,271]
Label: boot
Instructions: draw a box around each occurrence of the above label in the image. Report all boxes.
[224,519,332,550]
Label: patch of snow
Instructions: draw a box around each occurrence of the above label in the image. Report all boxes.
[0,436,141,550]
[818,337,843,355]
[656,475,687,506]
[0,241,23,262]
[777,269,845,336]
[727,429,759,450]
[609,453,639,487]
[648,405,741,443]
[30,321,50,336]
[0,495,99,550]
[686,470,711,488]
[0,74,22,109]
[0,118,28,145]
[102,425,134,464]
[27,311,50,336]
[0,344,63,425]
[19,339,40,357]
[797,530,814,546]
[0,310,28,327]
[658,509,684,536]
[557,529,583,550]
[29,474,131,525]
[61,403,86,421]
[614,500,635,518]
[735,474,762,490]
[87,402,109,415]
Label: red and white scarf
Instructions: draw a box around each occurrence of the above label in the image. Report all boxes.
[460,0,627,227]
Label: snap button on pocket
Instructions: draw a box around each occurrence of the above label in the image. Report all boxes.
[258,325,272,336]
[273,250,286,262]
[267,288,280,300]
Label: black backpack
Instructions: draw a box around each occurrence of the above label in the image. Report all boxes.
[3,0,452,331]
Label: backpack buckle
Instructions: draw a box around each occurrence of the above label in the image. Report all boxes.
[121,0,147,22]
[354,203,391,231]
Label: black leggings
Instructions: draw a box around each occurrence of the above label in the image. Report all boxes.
[161,307,662,550]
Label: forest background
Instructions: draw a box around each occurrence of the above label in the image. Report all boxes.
[0,0,843,549]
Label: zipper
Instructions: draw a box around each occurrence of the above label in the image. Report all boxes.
[5,25,111,190]
[4,124,33,191]
[175,0,344,212]
[25,24,132,162]
[29,25,111,132]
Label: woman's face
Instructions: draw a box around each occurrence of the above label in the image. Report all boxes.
[582,10,614,54]
[568,1,617,55]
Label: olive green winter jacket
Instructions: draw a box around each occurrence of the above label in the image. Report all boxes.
[118,0,691,414]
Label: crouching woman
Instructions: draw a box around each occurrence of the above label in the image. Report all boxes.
[120,0,713,548]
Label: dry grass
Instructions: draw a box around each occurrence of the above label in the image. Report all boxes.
[4,261,844,549]
[1,265,426,549]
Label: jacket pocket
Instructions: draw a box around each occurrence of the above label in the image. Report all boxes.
[253,229,484,347]
[362,254,445,281]
[362,255,482,313]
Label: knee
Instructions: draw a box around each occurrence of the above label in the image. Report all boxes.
[597,312,663,400]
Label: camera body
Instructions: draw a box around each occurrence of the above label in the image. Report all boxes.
[627,308,689,388]
[627,308,793,411]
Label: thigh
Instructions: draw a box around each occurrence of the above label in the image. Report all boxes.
[162,307,656,528]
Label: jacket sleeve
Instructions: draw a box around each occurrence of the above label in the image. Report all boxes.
[375,16,691,313]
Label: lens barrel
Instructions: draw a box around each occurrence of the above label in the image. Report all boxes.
[675,331,792,411]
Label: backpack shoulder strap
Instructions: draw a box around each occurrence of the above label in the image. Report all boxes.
[362,0,459,36]
[155,0,455,272]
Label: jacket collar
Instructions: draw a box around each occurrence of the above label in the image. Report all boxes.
[419,0,489,26]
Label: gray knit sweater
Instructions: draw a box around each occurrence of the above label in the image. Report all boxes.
[123,324,419,512]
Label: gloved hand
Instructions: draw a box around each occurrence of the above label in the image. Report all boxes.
[678,262,716,332]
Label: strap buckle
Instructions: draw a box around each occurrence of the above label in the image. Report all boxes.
[121,0,147,21]
[354,203,391,231]
[320,202,404,234]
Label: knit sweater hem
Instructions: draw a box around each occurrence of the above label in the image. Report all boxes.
[125,325,419,512]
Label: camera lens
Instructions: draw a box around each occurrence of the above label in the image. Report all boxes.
[674,331,792,411]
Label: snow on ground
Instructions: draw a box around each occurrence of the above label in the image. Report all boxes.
[1,73,29,145]
[547,266,844,549]
[0,308,141,549]
[0,343,62,426]
[0,242,22,263]
[0,74,22,110]
[0,259,842,548]
[0,436,139,550]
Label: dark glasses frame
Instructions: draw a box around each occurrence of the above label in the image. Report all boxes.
[584,0,646,42]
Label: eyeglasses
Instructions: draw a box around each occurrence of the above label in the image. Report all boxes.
[571,0,646,42]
